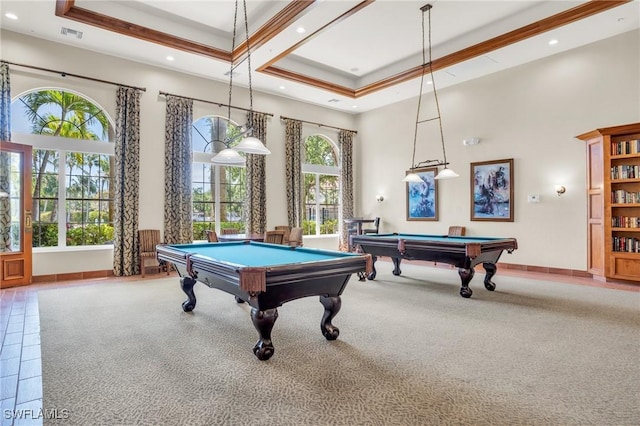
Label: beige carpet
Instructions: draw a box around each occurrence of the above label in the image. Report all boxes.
[39,263,640,425]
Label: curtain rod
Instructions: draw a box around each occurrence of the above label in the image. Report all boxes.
[279,115,357,134]
[159,91,273,117]
[2,60,146,92]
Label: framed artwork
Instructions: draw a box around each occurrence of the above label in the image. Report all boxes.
[406,167,438,221]
[471,158,514,222]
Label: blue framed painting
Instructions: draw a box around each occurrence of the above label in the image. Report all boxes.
[471,158,514,222]
[406,167,438,221]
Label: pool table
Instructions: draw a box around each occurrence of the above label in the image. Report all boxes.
[156,241,370,360]
[350,233,517,298]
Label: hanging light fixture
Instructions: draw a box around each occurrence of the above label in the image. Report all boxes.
[211,0,271,166]
[402,4,458,182]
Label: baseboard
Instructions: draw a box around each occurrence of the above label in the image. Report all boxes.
[29,262,590,284]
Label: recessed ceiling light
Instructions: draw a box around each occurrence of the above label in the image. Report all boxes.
[279,86,285,90]
[166,56,175,61]
[5,13,18,20]
[548,39,559,46]
[352,105,357,108]
[296,27,305,34]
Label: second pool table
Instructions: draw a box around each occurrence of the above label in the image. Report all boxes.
[156,241,370,360]
[351,233,517,298]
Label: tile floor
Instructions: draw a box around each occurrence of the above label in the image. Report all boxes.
[0,269,638,426]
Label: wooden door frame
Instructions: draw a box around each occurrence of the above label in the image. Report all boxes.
[0,141,33,288]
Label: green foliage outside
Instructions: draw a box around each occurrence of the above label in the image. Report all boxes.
[193,222,245,240]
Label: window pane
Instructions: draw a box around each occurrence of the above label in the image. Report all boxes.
[32,149,59,247]
[16,89,115,247]
[304,135,337,166]
[64,152,113,245]
[191,116,246,238]
[319,175,339,235]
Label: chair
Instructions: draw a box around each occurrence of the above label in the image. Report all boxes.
[448,226,466,236]
[206,230,218,242]
[263,230,285,245]
[275,225,291,244]
[362,217,380,234]
[221,228,239,235]
[288,227,303,247]
[138,229,168,278]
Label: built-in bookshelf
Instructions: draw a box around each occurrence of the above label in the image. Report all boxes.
[577,123,640,283]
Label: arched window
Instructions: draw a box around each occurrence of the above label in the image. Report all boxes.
[191,115,246,240]
[302,134,340,235]
[11,89,115,247]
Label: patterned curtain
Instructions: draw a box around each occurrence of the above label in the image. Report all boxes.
[245,112,268,234]
[284,119,303,227]
[163,95,193,244]
[0,62,11,251]
[0,62,10,141]
[338,129,356,251]
[113,86,142,276]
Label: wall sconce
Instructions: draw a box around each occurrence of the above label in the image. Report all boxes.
[376,194,384,203]
[463,137,480,146]
[555,185,566,196]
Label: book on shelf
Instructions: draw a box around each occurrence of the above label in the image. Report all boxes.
[611,139,640,155]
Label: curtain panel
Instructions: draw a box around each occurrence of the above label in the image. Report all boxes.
[0,62,11,251]
[113,86,142,276]
[284,119,303,227]
[245,112,268,234]
[163,95,193,244]
[338,129,356,251]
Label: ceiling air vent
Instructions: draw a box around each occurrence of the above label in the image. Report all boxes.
[60,27,83,39]
[328,99,340,103]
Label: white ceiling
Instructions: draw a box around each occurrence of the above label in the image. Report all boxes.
[1,0,638,113]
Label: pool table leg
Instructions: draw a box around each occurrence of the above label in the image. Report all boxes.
[251,308,278,361]
[319,295,341,340]
[457,268,475,298]
[391,257,402,276]
[180,277,198,311]
[482,262,497,291]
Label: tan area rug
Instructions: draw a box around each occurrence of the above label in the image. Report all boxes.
[39,264,640,425]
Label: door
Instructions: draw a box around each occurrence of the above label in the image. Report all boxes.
[0,141,32,288]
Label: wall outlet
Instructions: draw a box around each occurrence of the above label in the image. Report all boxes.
[527,194,540,203]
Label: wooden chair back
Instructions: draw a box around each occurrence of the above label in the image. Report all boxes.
[288,227,303,247]
[274,225,291,244]
[138,229,168,277]
[448,226,466,236]
[221,228,239,235]
[206,230,218,242]
[263,230,285,245]
[363,217,380,234]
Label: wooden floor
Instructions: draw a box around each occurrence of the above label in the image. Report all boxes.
[0,268,637,425]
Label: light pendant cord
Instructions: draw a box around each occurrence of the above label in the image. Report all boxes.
[410,10,427,171]
[426,6,448,167]
[226,0,239,144]
[243,0,254,125]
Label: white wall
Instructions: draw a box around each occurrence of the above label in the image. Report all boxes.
[2,30,353,275]
[2,29,639,275]
[355,29,640,270]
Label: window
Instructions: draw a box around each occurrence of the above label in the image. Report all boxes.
[302,135,340,235]
[11,89,115,247]
[191,115,246,240]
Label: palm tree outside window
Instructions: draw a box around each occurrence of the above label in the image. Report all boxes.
[11,89,115,247]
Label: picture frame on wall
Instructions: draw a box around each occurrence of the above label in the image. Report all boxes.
[406,167,438,221]
[471,158,514,222]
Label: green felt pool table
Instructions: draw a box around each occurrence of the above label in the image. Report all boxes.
[156,241,369,360]
[350,233,518,298]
